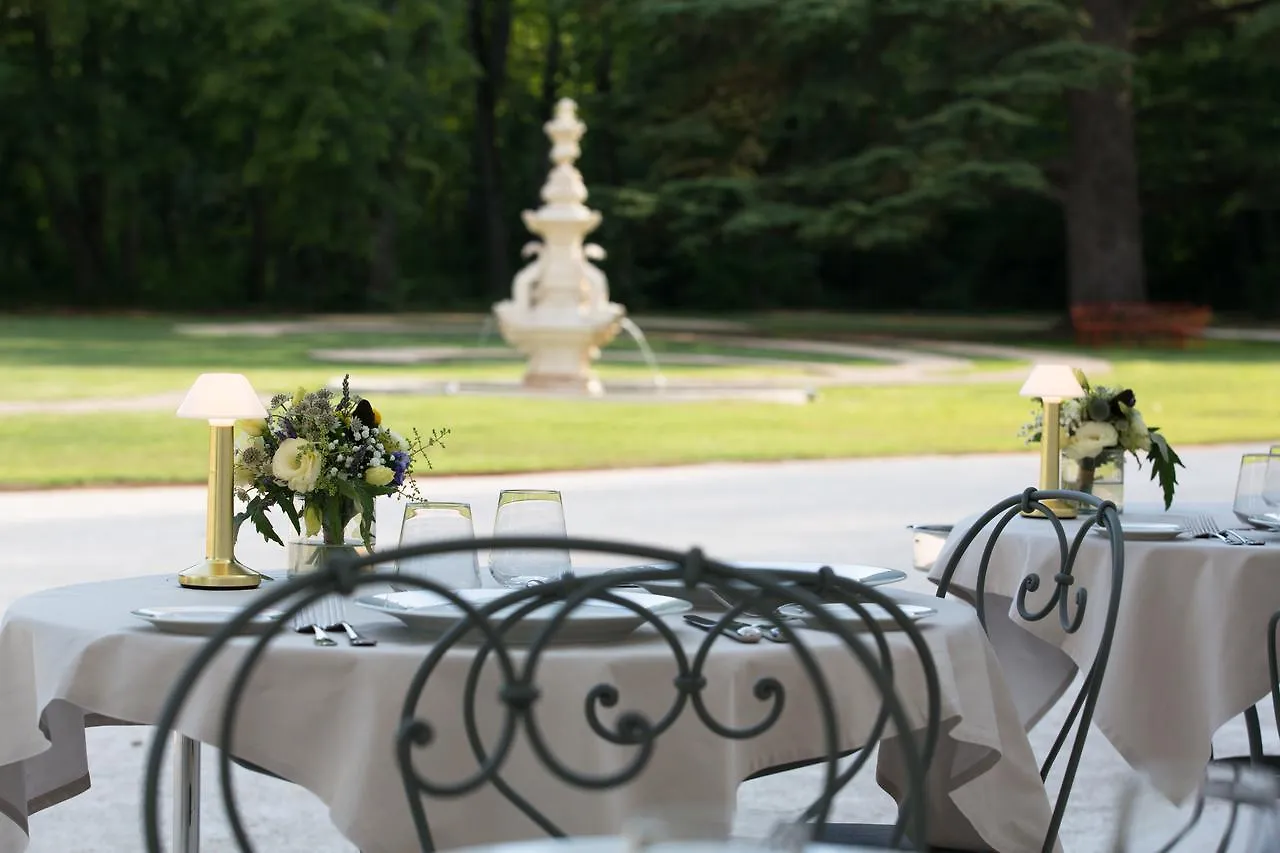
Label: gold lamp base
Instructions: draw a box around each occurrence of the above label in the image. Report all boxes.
[179,558,263,590]
[1021,497,1079,520]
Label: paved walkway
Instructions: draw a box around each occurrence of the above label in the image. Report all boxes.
[3,446,1270,851]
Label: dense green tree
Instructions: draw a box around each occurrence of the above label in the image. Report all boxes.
[0,0,1275,316]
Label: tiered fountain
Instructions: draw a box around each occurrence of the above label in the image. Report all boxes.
[493,98,625,396]
[320,99,816,405]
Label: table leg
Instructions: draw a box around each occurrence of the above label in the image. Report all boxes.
[173,733,201,853]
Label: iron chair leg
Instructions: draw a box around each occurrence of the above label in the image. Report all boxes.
[1246,706,1266,764]
[173,733,201,853]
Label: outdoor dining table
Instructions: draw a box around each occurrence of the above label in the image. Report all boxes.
[930,501,1280,805]
[0,570,1057,853]
[442,836,886,853]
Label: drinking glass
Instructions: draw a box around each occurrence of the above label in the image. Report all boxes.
[1267,446,1280,505]
[396,501,482,590]
[286,540,355,630]
[489,489,572,588]
[1234,454,1280,530]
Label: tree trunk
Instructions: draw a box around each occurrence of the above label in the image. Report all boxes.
[246,187,269,304]
[468,0,513,301]
[367,0,402,310]
[368,156,400,309]
[541,9,561,122]
[28,8,103,303]
[1064,0,1146,306]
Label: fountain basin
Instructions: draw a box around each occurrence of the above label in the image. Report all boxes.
[494,301,624,395]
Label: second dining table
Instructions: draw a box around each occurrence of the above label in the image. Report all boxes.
[0,567,1056,853]
[931,501,1280,804]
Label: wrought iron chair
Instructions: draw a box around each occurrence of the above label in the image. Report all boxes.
[1107,763,1280,851]
[820,488,1125,853]
[141,536,942,853]
[1115,607,1280,849]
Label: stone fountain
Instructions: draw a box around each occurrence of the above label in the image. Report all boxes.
[493,98,625,395]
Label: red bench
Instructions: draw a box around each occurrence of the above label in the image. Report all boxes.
[1070,302,1212,348]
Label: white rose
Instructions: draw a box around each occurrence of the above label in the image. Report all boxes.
[382,430,408,452]
[1063,421,1119,460]
[272,438,323,493]
[1123,412,1152,452]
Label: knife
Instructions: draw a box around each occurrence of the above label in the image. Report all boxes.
[683,614,763,644]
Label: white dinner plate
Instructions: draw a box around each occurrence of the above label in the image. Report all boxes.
[603,561,907,605]
[131,606,286,636]
[775,602,937,631]
[1090,520,1185,541]
[358,587,691,616]
[354,587,687,643]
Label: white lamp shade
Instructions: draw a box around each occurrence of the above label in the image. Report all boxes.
[1019,364,1084,402]
[176,373,268,422]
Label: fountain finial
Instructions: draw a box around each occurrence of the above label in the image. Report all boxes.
[540,99,590,208]
[491,99,625,395]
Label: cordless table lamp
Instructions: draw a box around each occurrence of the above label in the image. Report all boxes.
[176,373,268,589]
[1019,364,1085,519]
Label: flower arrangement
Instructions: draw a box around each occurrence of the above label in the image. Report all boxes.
[1020,370,1183,509]
[233,376,447,547]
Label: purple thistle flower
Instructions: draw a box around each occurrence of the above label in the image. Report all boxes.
[390,450,410,486]
[277,419,298,439]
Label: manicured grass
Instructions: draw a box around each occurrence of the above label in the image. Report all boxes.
[3,314,1279,488]
[0,315,843,402]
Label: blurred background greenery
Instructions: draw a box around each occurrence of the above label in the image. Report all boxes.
[1,0,1276,317]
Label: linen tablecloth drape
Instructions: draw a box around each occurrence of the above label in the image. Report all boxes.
[931,503,1280,803]
[0,574,1054,853]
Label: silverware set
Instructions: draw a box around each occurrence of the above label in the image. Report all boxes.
[297,622,377,647]
[1186,515,1264,546]
[683,614,790,644]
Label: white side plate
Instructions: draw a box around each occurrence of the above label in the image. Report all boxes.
[1090,521,1185,541]
[603,561,907,604]
[132,606,286,636]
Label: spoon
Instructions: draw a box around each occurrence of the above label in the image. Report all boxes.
[301,624,337,647]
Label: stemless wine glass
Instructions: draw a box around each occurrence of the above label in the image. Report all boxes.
[1234,454,1280,530]
[396,501,482,590]
[1266,446,1280,505]
[489,489,572,588]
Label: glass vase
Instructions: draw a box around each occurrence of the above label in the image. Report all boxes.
[1061,447,1126,513]
[285,535,374,630]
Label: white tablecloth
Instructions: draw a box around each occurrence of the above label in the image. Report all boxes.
[930,502,1280,803]
[0,574,1053,852]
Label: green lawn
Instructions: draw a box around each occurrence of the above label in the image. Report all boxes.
[0,315,842,402]
[3,314,1278,488]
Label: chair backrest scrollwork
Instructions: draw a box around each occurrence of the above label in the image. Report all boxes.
[934,487,1124,853]
[142,537,940,852]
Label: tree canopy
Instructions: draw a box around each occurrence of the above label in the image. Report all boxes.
[0,0,1276,315]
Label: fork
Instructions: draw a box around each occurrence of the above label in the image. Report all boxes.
[331,621,378,647]
[1189,515,1262,545]
[1187,515,1233,543]
[1222,525,1264,546]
